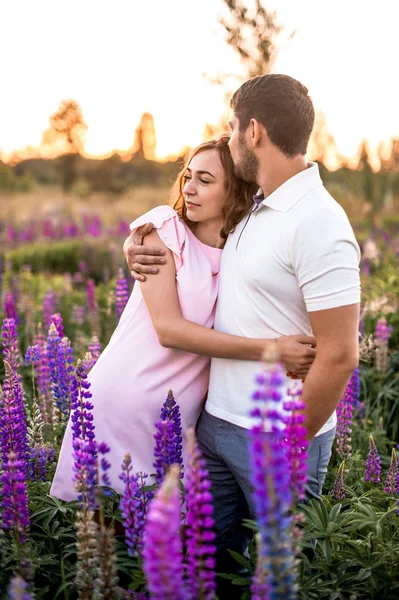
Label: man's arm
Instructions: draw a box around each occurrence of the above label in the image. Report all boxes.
[301,303,360,439]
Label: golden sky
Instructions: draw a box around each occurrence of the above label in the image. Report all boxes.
[0,0,398,165]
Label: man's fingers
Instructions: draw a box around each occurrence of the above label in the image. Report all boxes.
[131,263,159,275]
[128,254,166,266]
[130,270,146,282]
[128,246,166,258]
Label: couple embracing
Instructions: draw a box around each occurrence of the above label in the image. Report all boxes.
[52,74,360,596]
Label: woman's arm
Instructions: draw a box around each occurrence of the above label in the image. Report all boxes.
[140,231,316,369]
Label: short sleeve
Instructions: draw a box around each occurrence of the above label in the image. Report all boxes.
[130,206,186,271]
[290,208,361,312]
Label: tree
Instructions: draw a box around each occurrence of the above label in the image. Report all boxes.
[357,140,378,225]
[41,100,87,191]
[218,0,288,79]
[131,112,157,160]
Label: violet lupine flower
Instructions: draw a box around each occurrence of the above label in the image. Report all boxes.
[29,444,52,482]
[185,428,216,600]
[49,312,64,338]
[0,360,30,472]
[24,344,40,366]
[88,335,101,365]
[384,448,398,494]
[87,279,97,314]
[159,389,183,475]
[333,461,346,500]
[70,354,98,509]
[42,290,54,330]
[116,268,129,322]
[4,292,17,320]
[153,419,179,487]
[33,323,52,422]
[119,453,153,555]
[46,326,74,420]
[142,465,185,600]
[71,304,86,325]
[335,370,357,460]
[1,451,30,544]
[364,435,381,483]
[7,575,33,600]
[249,362,297,600]
[375,317,392,373]
[283,385,309,502]
[2,317,21,374]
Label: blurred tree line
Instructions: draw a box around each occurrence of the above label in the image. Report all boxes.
[0,0,398,227]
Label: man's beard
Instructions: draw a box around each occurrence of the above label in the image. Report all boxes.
[233,137,259,183]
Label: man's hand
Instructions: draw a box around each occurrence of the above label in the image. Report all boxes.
[123,223,166,282]
[276,335,316,377]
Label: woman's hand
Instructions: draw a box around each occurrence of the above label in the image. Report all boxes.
[275,335,316,379]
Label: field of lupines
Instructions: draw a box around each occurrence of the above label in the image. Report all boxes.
[0,213,399,600]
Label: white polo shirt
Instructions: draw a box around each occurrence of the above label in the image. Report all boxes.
[205,162,361,436]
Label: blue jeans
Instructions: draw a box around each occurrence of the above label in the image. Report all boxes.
[196,409,336,598]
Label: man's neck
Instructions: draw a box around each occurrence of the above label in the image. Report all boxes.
[257,155,309,198]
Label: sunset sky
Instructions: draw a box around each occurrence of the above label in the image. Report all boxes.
[1,0,398,165]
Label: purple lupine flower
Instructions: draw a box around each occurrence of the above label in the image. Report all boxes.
[33,323,52,422]
[153,419,178,487]
[185,428,216,600]
[364,435,381,483]
[333,461,345,500]
[29,444,52,482]
[249,361,297,600]
[4,292,17,320]
[336,370,357,459]
[71,304,86,325]
[159,389,183,475]
[97,441,111,488]
[2,317,21,374]
[116,268,129,322]
[24,344,40,366]
[0,360,30,472]
[88,335,101,365]
[42,290,54,330]
[283,385,309,502]
[87,279,97,314]
[375,317,392,373]
[384,448,398,494]
[7,575,33,600]
[70,353,98,509]
[47,326,74,420]
[49,312,64,338]
[142,465,185,600]
[1,451,30,544]
[119,453,153,555]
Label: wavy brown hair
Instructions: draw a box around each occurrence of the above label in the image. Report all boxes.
[170,135,258,240]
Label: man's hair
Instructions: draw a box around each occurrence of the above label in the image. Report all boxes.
[230,74,315,157]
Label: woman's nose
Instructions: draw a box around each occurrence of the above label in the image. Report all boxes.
[183,180,196,195]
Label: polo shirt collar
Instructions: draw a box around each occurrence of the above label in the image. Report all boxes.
[252,162,323,212]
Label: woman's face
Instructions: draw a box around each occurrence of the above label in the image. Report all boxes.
[182,149,226,225]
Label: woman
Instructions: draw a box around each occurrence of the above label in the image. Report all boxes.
[51,136,315,499]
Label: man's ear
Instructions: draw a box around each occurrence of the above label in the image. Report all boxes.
[249,118,263,148]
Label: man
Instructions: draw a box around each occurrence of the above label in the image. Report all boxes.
[124,74,360,597]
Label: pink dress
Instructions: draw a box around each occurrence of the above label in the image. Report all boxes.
[51,206,223,500]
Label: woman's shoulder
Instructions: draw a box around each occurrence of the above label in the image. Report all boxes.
[129,205,180,231]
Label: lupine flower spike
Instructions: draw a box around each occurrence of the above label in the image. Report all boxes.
[116,267,129,322]
[333,461,346,500]
[364,435,381,483]
[88,335,101,366]
[185,428,216,600]
[153,390,183,485]
[7,575,33,600]
[249,348,297,600]
[142,465,185,600]
[336,370,358,459]
[384,448,398,494]
[119,453,153,556]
